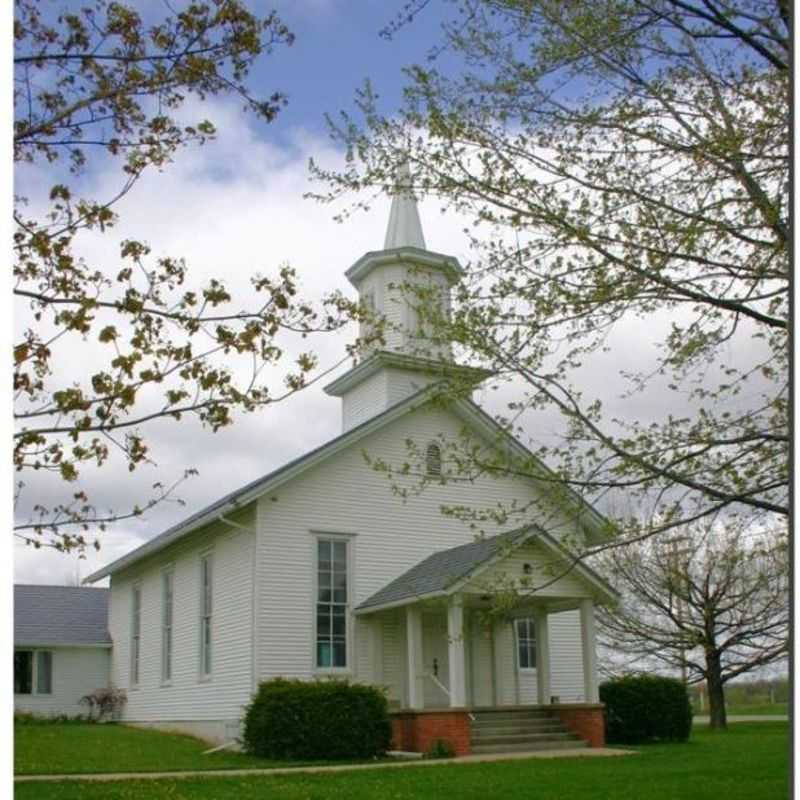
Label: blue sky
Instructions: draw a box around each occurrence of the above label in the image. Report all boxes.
[258,1,453,142]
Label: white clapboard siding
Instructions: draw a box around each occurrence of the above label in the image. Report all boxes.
[254,404,563,683]
[342,369,388,432]
[14,647,111,717]
[381,611,403,704]
[549,610,586,702]
[384,367,438,408]
[473,542,591,600]
[108,506,256,723]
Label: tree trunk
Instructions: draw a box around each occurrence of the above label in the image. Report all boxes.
[705,653,727,729]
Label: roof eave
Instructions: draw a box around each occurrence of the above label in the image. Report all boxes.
[345,247,464,288]
[14,641,113,649]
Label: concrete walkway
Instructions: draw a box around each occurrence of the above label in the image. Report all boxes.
[694,715,788,724]
[15,747,635,783]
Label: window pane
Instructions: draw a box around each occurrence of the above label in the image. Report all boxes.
[332,609,346,636]
[519,644,529,669]
[316,605,331,636]
[333,541,346,567]
[202,618,212,674]
[14,651,32,694]
[317,641,332,667]
[333,641,346,667]
[318,540,331,570]
[333,572,347,603]
[36,651,52,694]
[132,639,140,684]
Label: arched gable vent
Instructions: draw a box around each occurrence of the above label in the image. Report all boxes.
[425,442,442,478]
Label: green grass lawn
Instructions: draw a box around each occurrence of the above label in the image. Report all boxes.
[14,722,315,775]
[15,722,788,800]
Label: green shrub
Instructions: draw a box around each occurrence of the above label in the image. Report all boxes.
[600,674,693,744]
[242,678,393,760]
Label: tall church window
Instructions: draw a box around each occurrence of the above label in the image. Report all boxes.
[200,554,213,678]
[316,538,348,669]
[131,584,142,685]
[162,569,174,683]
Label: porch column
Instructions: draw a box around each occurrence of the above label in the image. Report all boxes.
[371,617,384,686]
[580,598,599,702]
[406,606,424,709]
[447,595,467,707]
[534,607,551,704]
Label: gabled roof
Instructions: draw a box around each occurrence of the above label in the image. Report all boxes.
[15,585,111,647]
[355,525,618,614]
[356,528,532,612]
[86,381,612,584]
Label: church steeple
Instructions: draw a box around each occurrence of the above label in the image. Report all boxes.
[383,163,426,250]
[324,164,486,432]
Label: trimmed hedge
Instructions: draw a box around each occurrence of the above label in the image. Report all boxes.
[242,678,393,760]
[600,674,693,744]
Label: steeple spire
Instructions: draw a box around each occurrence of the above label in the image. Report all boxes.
[383,162,426,250]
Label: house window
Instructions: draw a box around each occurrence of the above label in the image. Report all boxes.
[131,585,142,686]
[425,442,442,477]
[316,539,347,669]
[14,650,52,695]
[200,554,213,677]
[516,618,537,670]
[162,570,174,683]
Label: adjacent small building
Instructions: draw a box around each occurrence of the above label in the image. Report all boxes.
[14,585,112,717]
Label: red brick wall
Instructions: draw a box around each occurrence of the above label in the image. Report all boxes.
[554,705,605,748]
[391,711,471,756]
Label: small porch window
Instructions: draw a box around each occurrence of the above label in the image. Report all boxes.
[516,618,537,670]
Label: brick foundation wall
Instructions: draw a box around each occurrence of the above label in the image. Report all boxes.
[390,710,472,756]
[553,704,605,748]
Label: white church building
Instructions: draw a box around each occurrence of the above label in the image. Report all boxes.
[16,174,617,755]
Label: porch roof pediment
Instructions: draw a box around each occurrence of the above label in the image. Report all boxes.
[355,526,618,615]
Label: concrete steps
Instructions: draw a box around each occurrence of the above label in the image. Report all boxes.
[470,709,588,754]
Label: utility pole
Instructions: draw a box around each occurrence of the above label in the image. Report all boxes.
[666,536,692,684]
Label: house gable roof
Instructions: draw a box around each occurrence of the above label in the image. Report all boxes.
[355,525,618,614]
[15,585,111,647]
[86,382,612,584]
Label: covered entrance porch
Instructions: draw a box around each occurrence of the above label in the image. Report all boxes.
[354,527,618,754]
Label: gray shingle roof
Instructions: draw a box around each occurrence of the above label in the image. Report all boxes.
[15,585,111,646]
[357,527,536,612]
